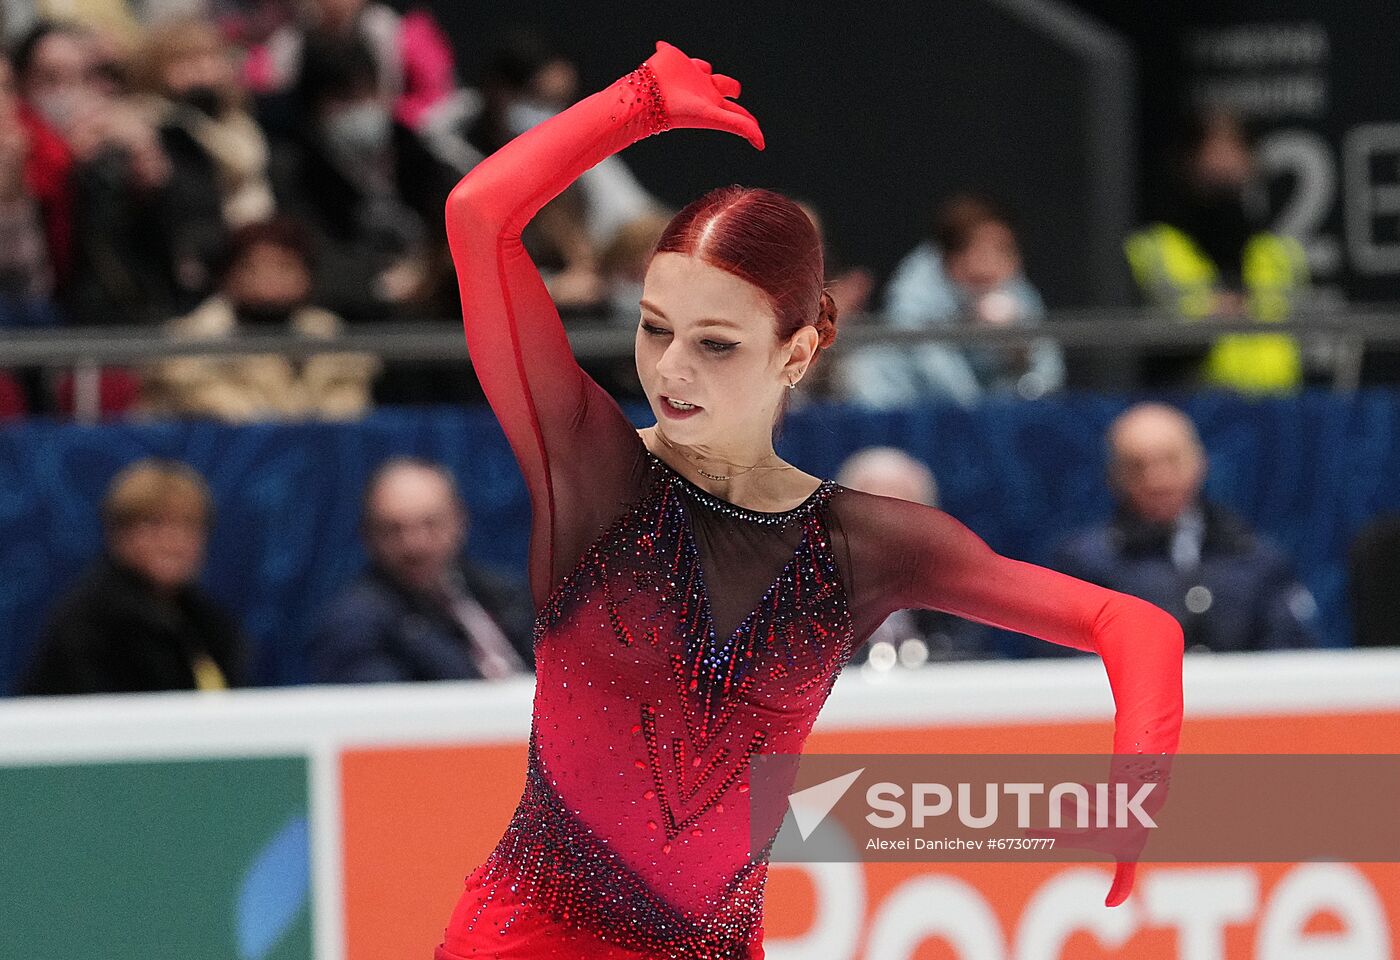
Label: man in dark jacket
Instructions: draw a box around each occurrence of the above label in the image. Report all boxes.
[19,459,247,695]
[1046,402,1319,654]
[311,458,534,683]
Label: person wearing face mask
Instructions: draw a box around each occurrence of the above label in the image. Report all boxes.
[267,27,458,323]
[7,22,82,297]
[131,17,276,302]
[242,0,462,150]
[1,49,69,414]
[138,217,379,422]
[1126,111,1307,393]
[0,50,66,321]
[11,21,99,140]
[838,193,1065,408]
[463,30,666,313]
[12,20,160,189]
[13,20,187,329]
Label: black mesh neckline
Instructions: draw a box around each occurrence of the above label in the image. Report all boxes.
[645,452,832,524]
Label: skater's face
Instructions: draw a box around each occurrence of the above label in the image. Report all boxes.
[635,253,811,448]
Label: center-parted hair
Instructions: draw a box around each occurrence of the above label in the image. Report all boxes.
[652,186,838,356]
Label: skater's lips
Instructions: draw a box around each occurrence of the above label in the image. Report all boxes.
[661,395,703,409]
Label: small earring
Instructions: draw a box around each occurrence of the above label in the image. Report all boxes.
[787,379,798,390]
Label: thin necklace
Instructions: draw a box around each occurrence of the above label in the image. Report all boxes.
[655,427,791,482]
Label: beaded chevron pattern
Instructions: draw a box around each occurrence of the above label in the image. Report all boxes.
[466,455,854,956]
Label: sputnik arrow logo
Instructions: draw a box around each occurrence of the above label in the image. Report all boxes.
[788,768,864,840]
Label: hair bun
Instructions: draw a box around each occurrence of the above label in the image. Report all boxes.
[814,290,839,349]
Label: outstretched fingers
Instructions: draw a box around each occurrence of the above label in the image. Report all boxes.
[649,41,763,150]
[715,98,764,150]
[711,72,741,99]
[1105,861,1137,907]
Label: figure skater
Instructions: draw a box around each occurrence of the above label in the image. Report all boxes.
[437,41,1183,960]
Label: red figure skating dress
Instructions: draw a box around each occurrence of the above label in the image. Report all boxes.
[436,42,1183,960]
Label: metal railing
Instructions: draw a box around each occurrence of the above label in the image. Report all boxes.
[5,305,1400,421]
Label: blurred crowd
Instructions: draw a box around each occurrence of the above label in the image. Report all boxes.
[14,399,1400,697]
[0,1,1331,423]
[0,5,1390,697]
[0,2,674,416]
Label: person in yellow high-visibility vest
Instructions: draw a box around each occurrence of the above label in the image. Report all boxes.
[1126,111,1308,393]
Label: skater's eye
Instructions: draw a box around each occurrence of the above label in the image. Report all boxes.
[701,339,737,354]
[640,321,671,337]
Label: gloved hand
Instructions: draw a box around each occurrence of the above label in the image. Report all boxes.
[1024,753,1174,907]
[641,40,764,150]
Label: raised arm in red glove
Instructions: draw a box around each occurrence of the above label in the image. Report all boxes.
[444,41,761,607]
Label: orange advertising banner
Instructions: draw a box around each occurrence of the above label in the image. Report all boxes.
[341,708,1400,959]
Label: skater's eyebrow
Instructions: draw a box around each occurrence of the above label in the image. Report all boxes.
[640,301,743,330]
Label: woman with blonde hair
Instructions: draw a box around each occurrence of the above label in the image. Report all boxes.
[19,458,247,695]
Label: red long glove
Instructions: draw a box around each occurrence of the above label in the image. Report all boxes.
[443,41,762,604]
[876,499,1185,906]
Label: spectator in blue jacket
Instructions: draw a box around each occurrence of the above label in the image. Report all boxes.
[311,457,534,682]
[1043,402,1320,655]
[838,194,1064,408]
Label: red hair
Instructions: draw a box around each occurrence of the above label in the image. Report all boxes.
[652,186,838,355]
